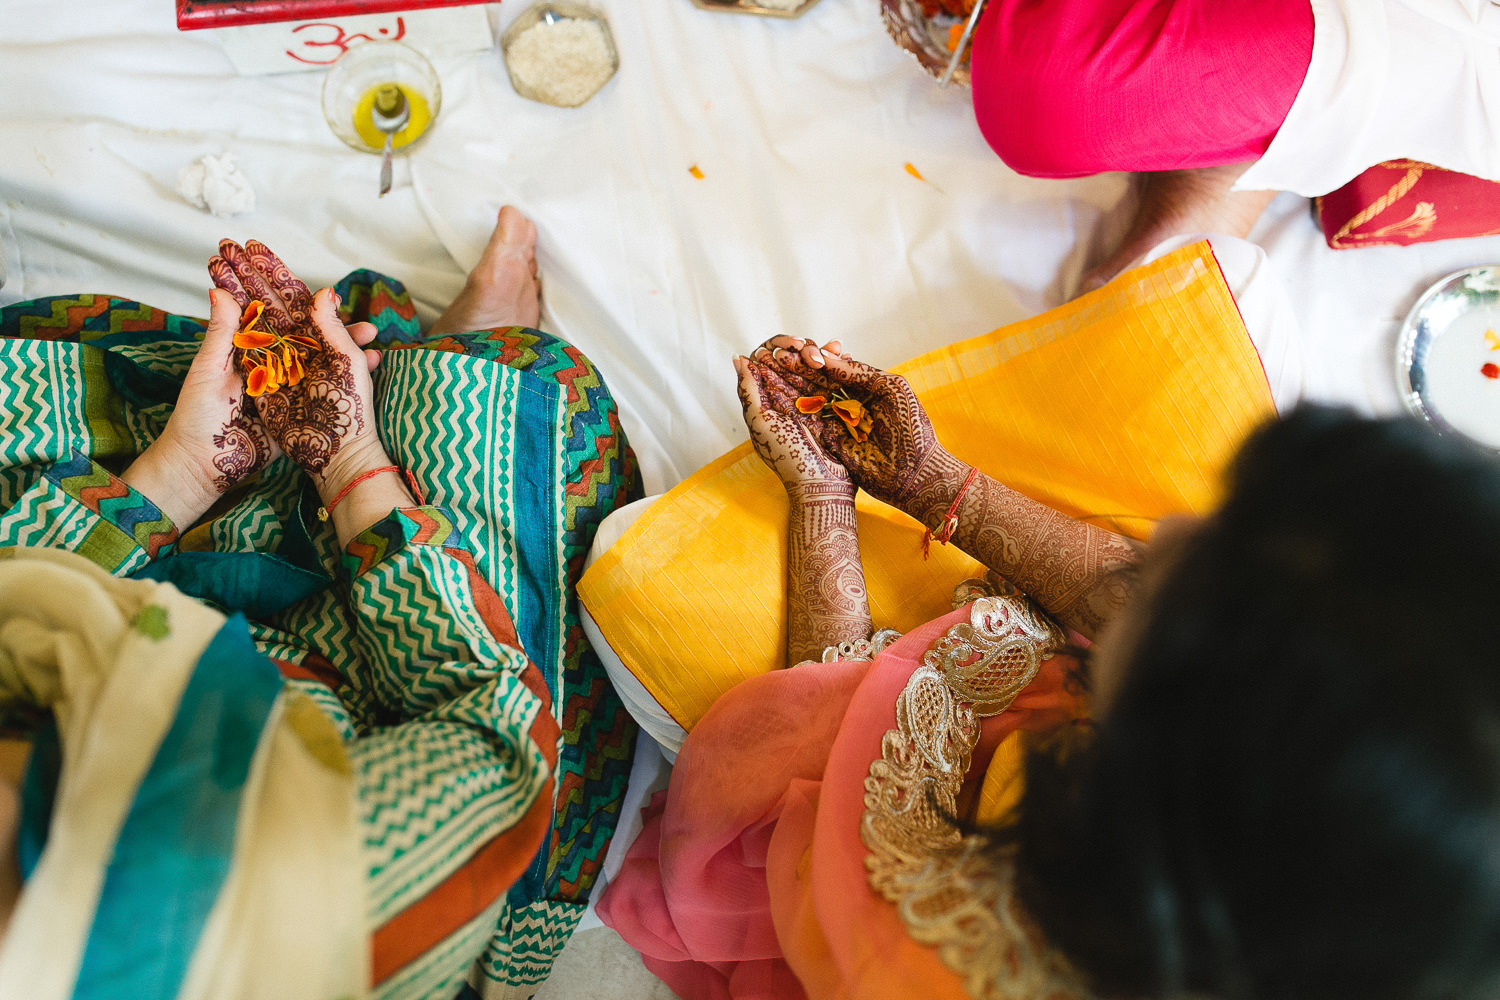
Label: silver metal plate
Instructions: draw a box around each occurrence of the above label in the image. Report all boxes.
[880,0,973,87]
[689,0,826,19]
[1398,265,1500,449]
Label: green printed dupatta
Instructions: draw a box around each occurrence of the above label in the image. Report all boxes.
[0,274,642,997]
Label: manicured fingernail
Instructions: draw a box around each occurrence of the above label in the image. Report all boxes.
[208,289,218,306]
[332,292,342,307]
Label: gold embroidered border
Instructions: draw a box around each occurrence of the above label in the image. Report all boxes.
[860,593,1081,1000]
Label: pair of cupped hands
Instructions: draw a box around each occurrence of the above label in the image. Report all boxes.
[734,336,941,510]
[124,239,387,531]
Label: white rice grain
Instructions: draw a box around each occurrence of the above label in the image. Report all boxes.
[507,17,614,107]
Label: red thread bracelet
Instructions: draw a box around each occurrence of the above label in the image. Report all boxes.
[317,465,424,522]
[922,466,979,559]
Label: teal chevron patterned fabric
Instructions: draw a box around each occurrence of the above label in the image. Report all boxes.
[0,450,176,574]
[384,328,643,943]
[0,277,642,997]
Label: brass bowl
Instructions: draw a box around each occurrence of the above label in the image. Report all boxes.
[880,0,973,87]
[689,0,826,19]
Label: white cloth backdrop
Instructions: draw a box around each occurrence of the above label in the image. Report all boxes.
[7,0,1500,489]
[6,0,1500,491]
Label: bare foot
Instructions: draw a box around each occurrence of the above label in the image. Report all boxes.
[1080,162,1278,294]
[430,206,541,335]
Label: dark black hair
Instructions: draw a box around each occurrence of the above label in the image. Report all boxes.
[1008,405,1500,1000]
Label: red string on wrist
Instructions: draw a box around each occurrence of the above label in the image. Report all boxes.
[317,465,424,522]
[922,466,979,559]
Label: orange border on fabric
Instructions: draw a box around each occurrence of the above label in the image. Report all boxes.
[370,549,562,987]
[271,653,343,691]
[370,780,556,985]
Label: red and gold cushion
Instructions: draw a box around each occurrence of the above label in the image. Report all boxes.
[1318,159,1500,249]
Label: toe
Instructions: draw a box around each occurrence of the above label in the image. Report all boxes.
[496,205,537,254]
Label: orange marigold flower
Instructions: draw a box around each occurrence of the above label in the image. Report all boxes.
[245,363,277,397]
[285,333,322,353]
[796,395,828,414]
[283,349,306,387]
[831,398,873,443]
[234,328,278,350]
[240,299,266,331]
[232,299,321,395]
[831,398,865,426]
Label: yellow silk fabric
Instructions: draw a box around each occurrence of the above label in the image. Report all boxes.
[578,242,1276,732]
[976,730,1031,827]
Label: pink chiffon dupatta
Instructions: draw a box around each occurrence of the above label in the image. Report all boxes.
[598,606,1086,1000]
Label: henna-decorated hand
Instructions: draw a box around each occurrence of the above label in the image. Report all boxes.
[208,240,383,496]
[758,346,943,514]
[120,288,283,531]
[749,334,846,373]
[734,354,852,499]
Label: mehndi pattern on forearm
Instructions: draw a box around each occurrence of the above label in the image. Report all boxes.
[907,452,1139,638]
[787,485,872,665]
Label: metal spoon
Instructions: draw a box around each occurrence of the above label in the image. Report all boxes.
[371,84,410,198]
[939,0,987,88]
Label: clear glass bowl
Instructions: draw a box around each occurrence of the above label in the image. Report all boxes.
[500,2,619,108]
[321,41,443,153]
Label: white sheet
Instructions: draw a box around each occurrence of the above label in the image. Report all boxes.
[7,0,1499,498]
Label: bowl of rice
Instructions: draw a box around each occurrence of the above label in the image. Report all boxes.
[501,2,619,108]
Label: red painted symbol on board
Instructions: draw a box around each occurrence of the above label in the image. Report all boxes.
[285,18,406,65]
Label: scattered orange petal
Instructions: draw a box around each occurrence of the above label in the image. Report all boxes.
[240,299,266,332]
[245,364,274,397]
[284,350,306,387]
[946,23,963,51]
[689,165,705,180]
[234,328,278,350]
[831,398,866,427]
[286,333,323,353]
[796,395,828,414]
[1487,328,1500,351]
[905,163,925,182]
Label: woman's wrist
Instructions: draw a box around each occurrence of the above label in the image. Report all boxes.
[305,434,422,549]
[311,434,395,504]
[120,437,220,533]
[899,448,969,528]
[786,478,856,508]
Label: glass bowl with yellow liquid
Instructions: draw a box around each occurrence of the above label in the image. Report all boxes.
[321,41,442,154]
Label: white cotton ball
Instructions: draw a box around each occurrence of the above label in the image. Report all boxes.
[177,153,257,218]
